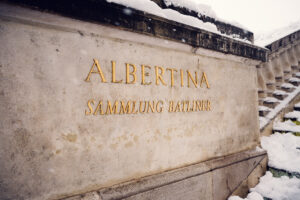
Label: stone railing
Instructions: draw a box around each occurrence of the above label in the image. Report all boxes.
[257,30,300,134]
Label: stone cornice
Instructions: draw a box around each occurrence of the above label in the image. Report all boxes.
[4,0,268,61]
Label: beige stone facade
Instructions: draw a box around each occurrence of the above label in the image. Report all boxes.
[0,2,281,200]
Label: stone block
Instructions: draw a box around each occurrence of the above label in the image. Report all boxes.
[123,173,213,200]
[273,93,288,100]
[281,87,295,93]
[212,155,265,200]
[259,110,269,117]
[263,101,279,109]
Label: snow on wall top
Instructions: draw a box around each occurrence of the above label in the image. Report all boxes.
[106,0,252,43]
[255,20,300,47]
[163,0,217,19]
[107,0,219,33]
[163,0,247,30]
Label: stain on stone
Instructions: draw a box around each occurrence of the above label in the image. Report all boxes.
[124,141,133,148]
[54,150,61,155]
[63,133,77,143]
[155,129,161,135]
[78,30,84,36]
[14,128,30,148]
[110,143,118,150]
[163,134,171,141]
[10,153,15,161]
[56,48,59,52]
[133,135,139,143]
[0,90,4,96]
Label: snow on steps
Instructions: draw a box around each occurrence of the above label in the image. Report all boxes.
[228,172,300,200]
[272,120,300,133]
[283,111,300,121]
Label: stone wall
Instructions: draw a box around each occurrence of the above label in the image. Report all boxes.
[0,1,271,200]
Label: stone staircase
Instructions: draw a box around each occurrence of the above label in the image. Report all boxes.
[260,104,300,200]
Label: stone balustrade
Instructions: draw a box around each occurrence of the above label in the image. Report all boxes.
[258,31,300,133]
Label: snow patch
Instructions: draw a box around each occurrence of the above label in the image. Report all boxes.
[289,77,300,82]
[228,192,263,200]
[263,97,279,103]
[261,133,300,173]
[255,19,300,46]
[273,120,300,133]
[164,0,217,19]
[251,171,300,200]
[284,111,300,121]
[258,106,271,112]
[106,0,251,43]
[281,83,296,89]
[273,90,287,95]
[106,0,219,33]
[295,102,300,108]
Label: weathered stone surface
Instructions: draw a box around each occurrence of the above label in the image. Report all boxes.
[0,3,261,200]
[212,155,265,200]
[123,173,212,200]
[96,149,266,200]
[232,157,267,198]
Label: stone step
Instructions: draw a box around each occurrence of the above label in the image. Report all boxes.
[263,101,279,109]
[259,110,270,117]
[283,116,298,121]
[289,77,300,86]
[269,167,300,179]
[281,86,295,93]
[283,111,300,122]
[259,106,271,117]
[263,97,280,109]
[294,106,300,111]
[295,72,300,79]
[273,93,288,100]
[294,102,300,111]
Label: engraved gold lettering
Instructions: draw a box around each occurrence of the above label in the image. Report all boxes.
[141,65,152,85]
[120,101,132,114]
[200,72,210,88]
[85,99,95,115]
[174,101,181,112]
[191,100,196,112]
[156,100,164,113]
[196,100,202,111]
[166,68,177,87]
[186,100,190,112]
[105,100,118,114]
[85,59,107,82]
[168,101,174,112]
[147,101,155,113]
[139,101,147,113]
[180,69,184,87]
[155,66,167,86]
[187,70,198,88]
[111,61,122,83]
[206,100,211,111]
[181,101,186,112]
[94,100,105,115]
[131,101,138,114]
[126,63,137,84]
